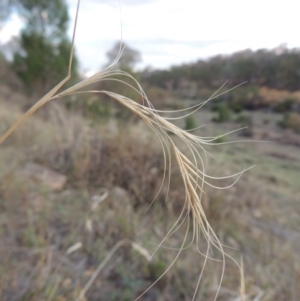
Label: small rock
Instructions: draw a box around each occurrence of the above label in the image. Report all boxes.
[111,186,130,202]
[109,186,131,209]
[21,163,67,191]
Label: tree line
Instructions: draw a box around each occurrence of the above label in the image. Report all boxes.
[143,47,300,92]
[1,0,300,117]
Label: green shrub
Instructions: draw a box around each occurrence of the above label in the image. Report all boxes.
[214,136,226,143]
[212,103,231,123]
[273,98,296,113]
[184,115,197,131]
[65,95,111,122]
[235,114,252,127]
[230,102,243,113]
[278,113,300,133]
[210,99,222,112]
[86,96,111,121]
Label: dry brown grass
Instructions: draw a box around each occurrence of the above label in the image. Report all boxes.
[1,90,300,300]
[0,1,272,300]
[259,86,300,105]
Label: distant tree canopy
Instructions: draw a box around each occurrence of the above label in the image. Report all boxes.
[144,47,300,92]
[2,0,79,96]
[86,42,143,121]
[17,0,69,37]
[106,41,141,72]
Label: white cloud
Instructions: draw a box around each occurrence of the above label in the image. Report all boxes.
[0,14,23,44]
[65,0,300,72]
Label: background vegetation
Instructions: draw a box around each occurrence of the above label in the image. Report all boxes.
[0,0,299,300]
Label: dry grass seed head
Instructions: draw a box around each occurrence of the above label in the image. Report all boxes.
[0,0,249,300]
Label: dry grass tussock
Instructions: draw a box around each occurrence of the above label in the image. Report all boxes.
[0,1,253,300]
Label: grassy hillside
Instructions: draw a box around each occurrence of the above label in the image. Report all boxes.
[0,83,299,300]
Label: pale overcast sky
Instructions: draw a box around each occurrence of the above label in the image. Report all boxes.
[1,0,300,74]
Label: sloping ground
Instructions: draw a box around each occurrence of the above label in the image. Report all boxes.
[0,87,300,301]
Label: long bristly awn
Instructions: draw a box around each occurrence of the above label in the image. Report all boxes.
[0,0,253,300]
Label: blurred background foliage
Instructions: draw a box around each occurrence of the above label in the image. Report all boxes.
[0,0,300,300]
[1,0,79,98]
